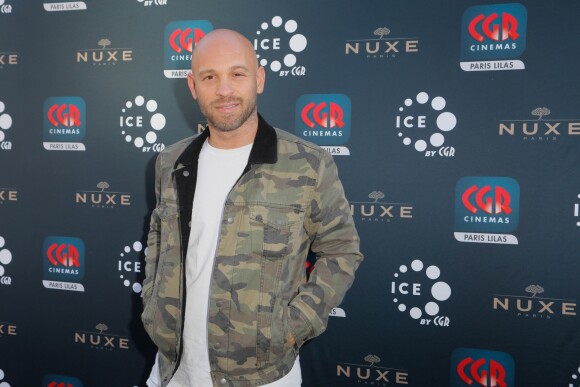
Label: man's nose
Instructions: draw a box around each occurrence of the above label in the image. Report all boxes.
[216,78,234,96]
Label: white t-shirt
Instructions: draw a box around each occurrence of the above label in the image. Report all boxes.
[147,140,301,387]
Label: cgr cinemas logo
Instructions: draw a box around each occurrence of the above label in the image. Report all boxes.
[454,176,520,245]
[77,38,133,66]
[0,51,18,69]
[75,182,131,208]
[0,236,13,286]
[74,323,130,351]
[254,16,307,77]
[345,26,419,60]
[42,236,85,292]
[43,97,86,151]
[336,354,409,385]
[460,3,527,71]
[118,241,144,294]
[350,190,413,223]
[391,259,452,327]
[0,321,17,338]
[42,374,84,387]
[394,91,457,157]
[493,284,576,320]
[499,107,580,141]
[295,94,351,155]
[163,20,213,78]
[0,100,14,150]
[451,348,514,387]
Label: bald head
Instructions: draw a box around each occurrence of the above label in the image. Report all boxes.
[191,29,259,73]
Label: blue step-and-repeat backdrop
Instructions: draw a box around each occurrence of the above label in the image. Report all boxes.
[1,1,579,386]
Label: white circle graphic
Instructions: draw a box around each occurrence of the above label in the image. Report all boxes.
[0,132,4,142]
[403,137,411,145]
[0,249,12,265]
[425,302,439,316]
[416,92,428,104]
[0,114,11,130]
[261,22,268,30]
[289,34,307,52]
[410,307,422,319]
[415,140,427,152]
[284,54,297,67]
[134,137,144,148]
[146,132,157,144]
[426,265,440,280]
[0,101,4,112]
[271,16,282,27]
[285,20,298,33]
[146,100,158,112]
[430,133,444,147]
[135,96,145,106]
[0,237,4,248]
[151,113,166,130]
[431,96,446,111]
[432,281,452,301]
[270,61,281,72]
[411,260,423,271]
[437,112,457,132]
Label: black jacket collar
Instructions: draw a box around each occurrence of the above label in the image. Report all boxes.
[174,113,278,169]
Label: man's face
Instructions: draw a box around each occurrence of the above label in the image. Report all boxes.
[188,36,265,133]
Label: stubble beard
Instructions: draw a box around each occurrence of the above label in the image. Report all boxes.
[201,96,258,133]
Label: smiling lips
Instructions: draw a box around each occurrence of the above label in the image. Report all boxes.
[212,98,241,114]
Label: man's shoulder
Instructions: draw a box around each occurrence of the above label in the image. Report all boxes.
[274,127,326,156]
[156,134,199,164]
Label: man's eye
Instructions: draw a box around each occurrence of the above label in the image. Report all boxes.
[203,75,215,81]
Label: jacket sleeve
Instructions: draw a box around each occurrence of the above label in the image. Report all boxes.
[142,152,162,308]
[287,150,363,348]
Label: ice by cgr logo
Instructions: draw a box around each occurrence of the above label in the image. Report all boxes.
[451,348,514,387]
[0,101,13,150]
[119,96,166,152]
[0,236,12,286]
[394,91,457,157]
[42,236,85,292]
[118,241,144,294]
[43,97,86,151]
[254,16,307,77]
[391,259,452,327]
[460,3,527,71]
[42,374,84,387]
[454,177,520,245]
[164,20,213,78]
[295,94,351,155]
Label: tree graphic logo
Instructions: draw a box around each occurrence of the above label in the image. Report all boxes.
[531,107,550,120]
[97,38,111,50]
[364,354,381,367]
[373,27,390,39]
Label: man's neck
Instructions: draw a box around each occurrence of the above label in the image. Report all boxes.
[207,114,259,149]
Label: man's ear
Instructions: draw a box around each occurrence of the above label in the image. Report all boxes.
[187,72,198,100]
[256,66,265,95]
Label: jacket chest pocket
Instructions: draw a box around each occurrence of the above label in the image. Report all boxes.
[249,205,304,259]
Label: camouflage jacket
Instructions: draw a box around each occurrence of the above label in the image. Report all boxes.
[142,115,363,387]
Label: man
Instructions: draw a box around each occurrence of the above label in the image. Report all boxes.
[142,29,363,387]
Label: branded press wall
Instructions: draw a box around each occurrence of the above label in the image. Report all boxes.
[1,1,579,386]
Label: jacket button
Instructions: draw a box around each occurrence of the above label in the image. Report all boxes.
[214,342,221,349]
[188,221,191,227]
[183,170,189,177]
[220,378,227,385]
[227,217,234,224]
[255,215,263,222]
[216,300,223,307]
